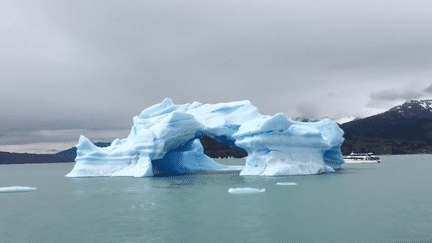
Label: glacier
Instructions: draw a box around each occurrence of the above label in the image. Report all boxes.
[66,98,344,178]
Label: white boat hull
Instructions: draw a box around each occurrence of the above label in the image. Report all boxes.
[343,152,381,164]
[343,159,380,164]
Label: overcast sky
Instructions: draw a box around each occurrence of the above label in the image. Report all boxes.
[1,0,432,153]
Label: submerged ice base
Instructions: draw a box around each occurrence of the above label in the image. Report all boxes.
[66,98,344,178]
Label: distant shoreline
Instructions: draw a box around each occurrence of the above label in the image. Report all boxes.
[0,151,75,164]
[1,150,431,165]
[2,134,431,165]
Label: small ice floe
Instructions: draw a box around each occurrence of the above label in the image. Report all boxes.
[276,182,297,186]
[0,186,37,193]
[228,187,265,194]
[152,203,155,205]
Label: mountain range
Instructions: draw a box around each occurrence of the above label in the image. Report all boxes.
[2,99,432,163]
[294,116,361,124]
[0,142,110,164]
[0,138,245,164]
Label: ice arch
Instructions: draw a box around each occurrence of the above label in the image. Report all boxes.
[66,98,344,177]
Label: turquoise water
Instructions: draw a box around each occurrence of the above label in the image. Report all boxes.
[1,155,431,242]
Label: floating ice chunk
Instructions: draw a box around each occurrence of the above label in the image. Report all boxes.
[277,182,297,186]
[0,186,37,193]
[228,187,265,194]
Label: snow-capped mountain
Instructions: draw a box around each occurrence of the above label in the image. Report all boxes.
[340,99,432,154]
[341,99,432,138]
[386,99,432,117]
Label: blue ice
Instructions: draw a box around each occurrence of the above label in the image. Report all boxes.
[66,98,344,177]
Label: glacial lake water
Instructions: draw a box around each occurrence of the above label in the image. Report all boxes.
[1,155,432,243]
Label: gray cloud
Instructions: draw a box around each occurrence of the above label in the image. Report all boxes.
[296,104,319,120]
[424,83,432,93]
[2,0,432,149]
[370,89,423,101]
[0,128,131,145]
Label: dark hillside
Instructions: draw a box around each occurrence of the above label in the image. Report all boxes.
[0,137,245,164]
[340,100,432,154]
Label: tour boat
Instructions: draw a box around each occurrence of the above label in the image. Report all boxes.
[343,152,381,163]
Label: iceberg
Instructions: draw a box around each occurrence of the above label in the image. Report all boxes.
[228,187,266,194]
[66,98,344,177]
[0,186,37,193]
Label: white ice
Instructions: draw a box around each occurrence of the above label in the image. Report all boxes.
[66,98,344,177]
[228,187,266,194]
[0,186,37,193]
[276,182,297,186]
